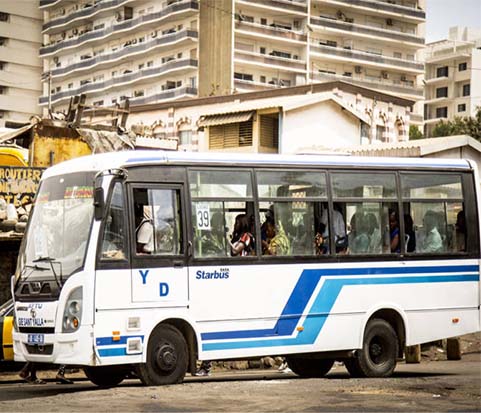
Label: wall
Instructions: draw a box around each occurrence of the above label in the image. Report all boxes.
[198,0,233,97]
[281,100,361,153]
[0,241,20,304]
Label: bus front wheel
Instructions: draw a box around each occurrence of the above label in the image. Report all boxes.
[137,324,188,386]
[286,357,334,378]
[345,318,399,378]
[84,365,126,387]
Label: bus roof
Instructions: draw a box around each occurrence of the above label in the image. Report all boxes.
[41,150,472,179]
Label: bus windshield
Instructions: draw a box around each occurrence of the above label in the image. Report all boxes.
[16,172,95,284]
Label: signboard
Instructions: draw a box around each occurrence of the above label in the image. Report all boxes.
[0,166,44,206]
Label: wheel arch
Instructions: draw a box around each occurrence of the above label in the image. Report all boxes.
[362,305,407,358]
[158,318,198,375]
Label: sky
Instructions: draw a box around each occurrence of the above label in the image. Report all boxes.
[426,0,481,43]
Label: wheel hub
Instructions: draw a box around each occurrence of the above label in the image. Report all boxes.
[155,343,177,371]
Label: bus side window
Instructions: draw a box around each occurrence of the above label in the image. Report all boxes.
[133,188,182,256]
[400,173,464,254]
[100,182,127,260]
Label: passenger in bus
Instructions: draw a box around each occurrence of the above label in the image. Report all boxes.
[136,205,154,254]
[389,210,401,253]
[314,222,327,255]
[404,213,416,253]
[349,212,370,254]
[201,211,227,256]
[420,210,443,253]
[228,214,255,256]
[454,210,466,252]
[262,219,290,256]
[320,203,347,253]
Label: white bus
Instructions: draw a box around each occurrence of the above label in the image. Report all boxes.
[12,151,481,386]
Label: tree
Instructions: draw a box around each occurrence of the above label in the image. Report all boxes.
[409,125,424,140]
[431,107,481,141]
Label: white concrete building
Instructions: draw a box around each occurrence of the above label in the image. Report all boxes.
[39,0,425,121]
[0,1,43,126]
[125,81,414,153]
[424,27,481,137]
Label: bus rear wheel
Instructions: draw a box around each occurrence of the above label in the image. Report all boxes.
[286,357,334,378]
[346,318,399,378]
[137,324,188,386]
[84,365,127,387]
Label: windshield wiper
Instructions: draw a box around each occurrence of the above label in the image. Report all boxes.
[33,257,63,288]
[18,263,50,285]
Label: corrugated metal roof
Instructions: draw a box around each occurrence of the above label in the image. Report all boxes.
[198,111,254,127]
[338,135,481,157]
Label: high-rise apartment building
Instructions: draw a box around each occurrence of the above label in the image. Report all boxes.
[39,0,425,115]
[424,27,481,137]
[0,1,42,126]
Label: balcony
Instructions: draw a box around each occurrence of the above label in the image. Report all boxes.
[50,30,198,79]
[40,0,62,9]
[40,1,199,57]
[130,86,197,105]
[311,71,423,98]
[234,79,281,92]
[310,16,424,45]
[310,43,423,72]
[237,0,307,15]
[317,0,425,20]
[234,50,306,72]
[39,58,198,106]
[235,21,307,44]
[43,0,136,34]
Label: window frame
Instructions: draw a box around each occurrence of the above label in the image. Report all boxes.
[128,182,187,269]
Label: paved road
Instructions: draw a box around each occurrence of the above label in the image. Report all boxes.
[0,354,480,412]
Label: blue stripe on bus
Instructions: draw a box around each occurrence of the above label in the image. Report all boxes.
[98,347,126,357]
[201,268,478,351]
[96,335,144,346]
[201,265,478,341]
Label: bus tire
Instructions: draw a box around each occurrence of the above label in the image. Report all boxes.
[84,365,126,387]
[137,324,187,386]
[286,357,334,378]
[347,318,399,378]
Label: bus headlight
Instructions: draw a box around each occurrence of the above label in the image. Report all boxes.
[62,287,82,333]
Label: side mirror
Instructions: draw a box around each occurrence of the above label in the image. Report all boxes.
[93,187,104,221]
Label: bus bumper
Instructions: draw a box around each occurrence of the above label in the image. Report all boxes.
[12,326,94,365]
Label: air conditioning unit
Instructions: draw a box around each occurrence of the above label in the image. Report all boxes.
[61,32,66,39]
[72,28,78,35]
[115,12,122,21]
[386,18,393,26]
[354,65,362,74]
[382,71,389,79]
[293,54,299,60]
[401,74,407,81]
[53,56,59,64]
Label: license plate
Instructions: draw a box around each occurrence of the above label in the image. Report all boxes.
[27,334,44,345]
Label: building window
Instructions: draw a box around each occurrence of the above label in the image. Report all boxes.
[458,103,466,112]
[462,84,470,96]
[209,121,253,149]
[179,130,192,146]
[0,61,5,70]
[234,72,253,81]
[138,63,145,70]
[93,100,104,106]
[0,37,7,46]
[133,89,144,97]
[458,62,467,71]
[436,87,448,98]
[436,107,448,118]
[147,60,154,67]
[0,12,9,22]
[436,66,448,78]
[0,86,6,94]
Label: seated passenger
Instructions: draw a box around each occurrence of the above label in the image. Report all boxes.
[263,220,290,256]
[314,222,327,255]
[454,210,466,252]
[349,212,370,254]
[420,210,443,253]
[228,214,255,256]
[404,213,416,253]
[136,206,154,254]
[389,210,400,253]
[200,212,226,257]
